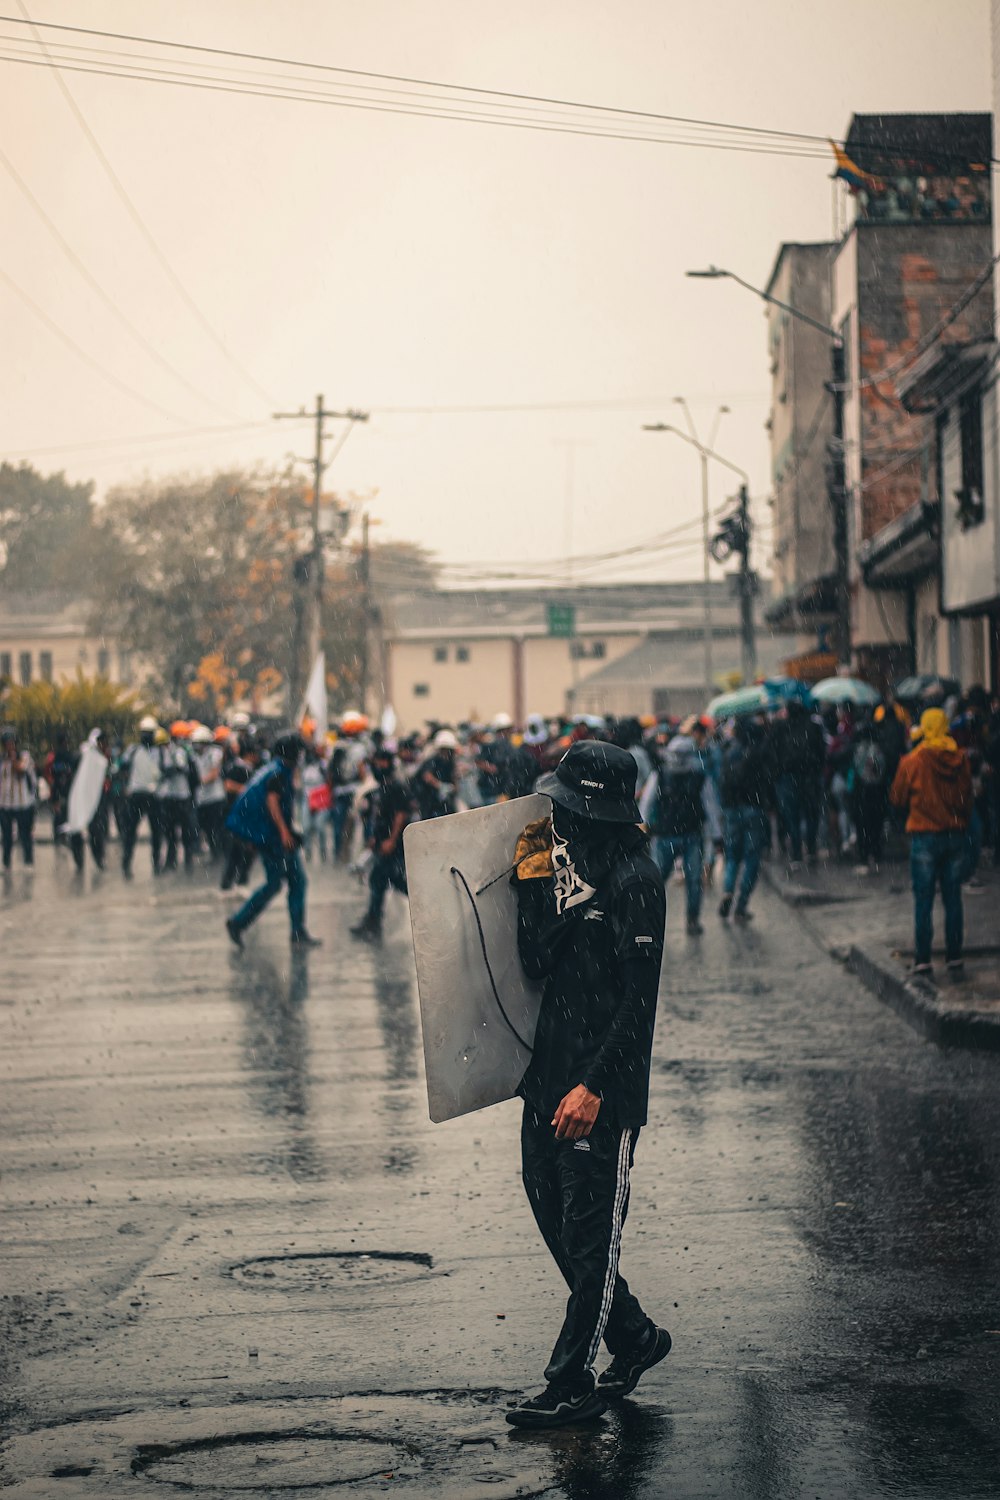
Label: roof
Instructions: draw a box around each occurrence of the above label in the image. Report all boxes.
[846,113,993,171]
[0,592,95,639]
[388,581,740,640]
[574,627,787,692]
[764,241,837,300]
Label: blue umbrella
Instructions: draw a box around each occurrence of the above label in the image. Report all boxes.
[811,676,881,707]
[764,676,815,707]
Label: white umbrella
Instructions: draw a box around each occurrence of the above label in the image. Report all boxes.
[811,676,880,706]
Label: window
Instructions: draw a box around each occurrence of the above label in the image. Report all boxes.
[456,645,470,663]
[19,651,31,685]
[956,391,985,529]
[39,651,53,682]
[570,640,607,661]
[119,650,132,686]
[433,646,448,663]
[0,652,10,680]
[413,683,430,697]
[97,647,110,677]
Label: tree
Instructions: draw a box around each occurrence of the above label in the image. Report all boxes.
[90,468,440,720]
[0,463,96,595]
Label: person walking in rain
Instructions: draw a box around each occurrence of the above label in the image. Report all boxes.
[157,723,197,871]
[718,715,775,922]
[0,726,37,870]
[225,732,321,949]
[120,716,163,877]
[890,707,972,978]
[505,740,669,1429]
[350,744,415,940]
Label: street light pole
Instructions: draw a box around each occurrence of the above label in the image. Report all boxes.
[686,265,851,668]
[643,412,746,702]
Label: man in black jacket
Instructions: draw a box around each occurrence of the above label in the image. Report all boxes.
[506,741,669,1429]
[719,716,776,921]
[772,699,825,868]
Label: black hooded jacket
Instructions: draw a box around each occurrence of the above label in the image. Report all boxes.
[514,826,665,1129]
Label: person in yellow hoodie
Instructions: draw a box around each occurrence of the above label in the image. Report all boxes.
[890,708,973,978]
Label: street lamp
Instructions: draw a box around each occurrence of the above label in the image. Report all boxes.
[643,405,743,700]
[686,265,851,667]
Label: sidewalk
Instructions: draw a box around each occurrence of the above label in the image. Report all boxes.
[762,851,1000,1051]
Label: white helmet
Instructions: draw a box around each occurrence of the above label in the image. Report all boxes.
[230,712,251,729]
[490,711,514,731]
[190,725,213,745]
[138,715,159,733]
[434,729,459,751]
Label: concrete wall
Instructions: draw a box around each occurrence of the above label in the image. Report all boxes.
[388,630,644,730]
[767,244,836,612]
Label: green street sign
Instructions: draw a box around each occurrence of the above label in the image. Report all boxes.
[547,602,576,638]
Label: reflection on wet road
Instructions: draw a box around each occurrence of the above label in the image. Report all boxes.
[2,853,1000,1496]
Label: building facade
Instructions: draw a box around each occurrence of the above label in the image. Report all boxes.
[834,112,994,687]
[764,241,838,658]
[0,594,133,689]
[383,582,785,730]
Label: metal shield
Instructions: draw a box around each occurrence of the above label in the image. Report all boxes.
[405,794,548,1123]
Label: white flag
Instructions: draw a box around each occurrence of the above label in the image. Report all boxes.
[300,652,328,743]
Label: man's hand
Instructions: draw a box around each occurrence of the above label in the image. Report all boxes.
[279,825,296,852]
[379,838,397,857]
[552,1084,601,1141]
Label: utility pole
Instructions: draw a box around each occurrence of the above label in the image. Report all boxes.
[712,485,757,682]
[358,511,372,718]
[273,396,369,715]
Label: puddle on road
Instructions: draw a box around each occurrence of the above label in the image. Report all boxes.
[229,1250,435,1293]
[12,1393,555,1499]
[132,1432,415,1489]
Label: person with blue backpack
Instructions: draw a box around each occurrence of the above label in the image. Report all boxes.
[224,732,321,950]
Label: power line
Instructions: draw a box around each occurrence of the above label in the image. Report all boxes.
[0,143,245,422]
[0,14,841,150]
[0,47,833,160]
[13,0,279,410]
[0,261,190,423]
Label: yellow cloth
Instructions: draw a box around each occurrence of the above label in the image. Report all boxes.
[919,708,957,752]
[514,817,554,879]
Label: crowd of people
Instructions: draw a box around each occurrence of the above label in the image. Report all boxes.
[2,679,997,975]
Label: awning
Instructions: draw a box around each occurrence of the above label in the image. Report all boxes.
[858,501,939,587]
[895,340,995,414]
[764,573,838,629]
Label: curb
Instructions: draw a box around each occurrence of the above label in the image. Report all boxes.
[847,942,1000,1052]
[760,863,859,907]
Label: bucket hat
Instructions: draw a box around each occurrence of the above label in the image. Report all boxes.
[536,740,640,823]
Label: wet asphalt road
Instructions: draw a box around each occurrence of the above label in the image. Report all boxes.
[2,845,1000,1499]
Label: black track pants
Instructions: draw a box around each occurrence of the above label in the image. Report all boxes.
[521,1103,651,1388]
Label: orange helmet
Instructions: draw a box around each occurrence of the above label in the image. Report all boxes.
[214,725,231,744]
[340,710,369,735]
[170,719,191,739]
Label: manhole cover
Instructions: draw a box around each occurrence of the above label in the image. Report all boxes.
[230,1251,434,1293]
[133,1432,416,1490]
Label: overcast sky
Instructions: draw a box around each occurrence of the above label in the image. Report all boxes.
[1,0,991,586]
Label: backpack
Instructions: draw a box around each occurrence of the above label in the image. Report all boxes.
[856,742,886,788]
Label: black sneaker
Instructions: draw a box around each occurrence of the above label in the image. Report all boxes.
[225,918,244,951]
[505,1379,606,1429]
[597,1325,672,1399]
[718,894,733,919]
[912,961,933,978]
[733,907,753,923]
[291,930,322,947]
[350,917,381,941]
[686,919,704,935]
[946,959,965,980]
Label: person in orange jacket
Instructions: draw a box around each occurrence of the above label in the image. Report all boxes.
[890,708,972,979]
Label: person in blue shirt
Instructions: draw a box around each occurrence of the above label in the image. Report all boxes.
[224,732,321,949]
